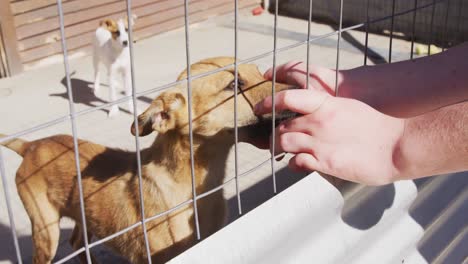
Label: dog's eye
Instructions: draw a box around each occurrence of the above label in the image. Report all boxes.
[228,78,245,90]
[115,30,121,37]
[125,28,129,32]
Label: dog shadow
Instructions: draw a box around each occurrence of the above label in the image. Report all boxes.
[226,166,309,221]
[51,74,152,115]
[0,222,77,264]
[0,221,132,264]
[0,223,33,263]
[226,165,467,264]
[339,182,396,229]
[410,172,468,263]
[226,167,395,229]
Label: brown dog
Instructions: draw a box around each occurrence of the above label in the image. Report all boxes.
[0,57,293,263]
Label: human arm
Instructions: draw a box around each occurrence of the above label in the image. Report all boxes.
[265,42,468,118]
[393,101,468,180]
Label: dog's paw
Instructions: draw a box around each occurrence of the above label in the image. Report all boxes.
[93,84,101,96]
[108,106,120,117]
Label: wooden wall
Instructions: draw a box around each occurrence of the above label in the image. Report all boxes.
[2,0,258,74]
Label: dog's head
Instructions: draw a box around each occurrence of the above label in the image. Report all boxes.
[100,15,137,48]
[131,57,296,142]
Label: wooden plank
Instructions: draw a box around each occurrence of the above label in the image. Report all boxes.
[0,0,23,74]
[11,0,72,15]
[17,0,186,51]
[19,0,194,62]
[134,0,255,34]
[0,26,9,77]
[15,0,174,39]
[13,0,173,27]
[135,0,257,39]
[21,0,257,65]
[14,0,119,27]
[16,1,126,40]
[19,0,234,60]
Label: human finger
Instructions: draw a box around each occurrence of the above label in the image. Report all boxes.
[254,89,330,116]
[276,114,317,136]
[288,153,321,173]
[263,61,305,82]
[274,132,320,156]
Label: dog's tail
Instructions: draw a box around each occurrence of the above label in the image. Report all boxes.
[0,134,28,156]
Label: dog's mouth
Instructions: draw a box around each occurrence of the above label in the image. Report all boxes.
[236,85,301,148]
[238,110,301,148]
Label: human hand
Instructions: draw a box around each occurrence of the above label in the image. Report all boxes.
[264,61,339,96]
[254,89,405,185]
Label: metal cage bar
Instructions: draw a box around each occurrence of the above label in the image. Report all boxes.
[441,0,451,51]
[428,0,437,55]
[183,0,201,241]
[410,0,418,60]
[54,248,86,264]
[389,0,396,63]
[233,0,243,215]
[335,0,344,95]
[306,0,313,89]
[56,0,92,262]
[270,0,279,194]
[455,0,464,43]
[364,0,371,66]
[125,0,153,262]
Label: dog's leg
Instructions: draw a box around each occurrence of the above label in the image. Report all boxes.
[17,182,61,264]
[124,69,137,114]
[108,67,119,117]
[31,221,60,264]
[70,224,98,264]
[93,54,101,96]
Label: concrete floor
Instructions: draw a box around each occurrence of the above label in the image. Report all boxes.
[0,10,436,264]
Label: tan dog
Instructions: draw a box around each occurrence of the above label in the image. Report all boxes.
[0,57,293,263]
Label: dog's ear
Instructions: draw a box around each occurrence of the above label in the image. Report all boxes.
[242,64,264,80]
[131,92,186,136]
[100,19,117,32]
[124,14,138,29]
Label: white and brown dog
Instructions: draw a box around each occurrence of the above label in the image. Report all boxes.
[93,16,137,117]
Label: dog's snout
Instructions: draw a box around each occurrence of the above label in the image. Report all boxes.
[122,40,128,46]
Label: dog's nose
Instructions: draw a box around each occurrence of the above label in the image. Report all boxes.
[122,40,128,46]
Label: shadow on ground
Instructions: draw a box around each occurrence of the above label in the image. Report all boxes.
[50,73,153,115]
[0,223,75,264]
[227,166,308,222]
[412,172,468,263]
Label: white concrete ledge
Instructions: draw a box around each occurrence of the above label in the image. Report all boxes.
[169,171,468,264]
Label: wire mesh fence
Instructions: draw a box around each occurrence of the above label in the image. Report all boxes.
[0,0,462,263]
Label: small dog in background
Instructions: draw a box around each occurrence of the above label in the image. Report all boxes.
[93,15,137,117]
